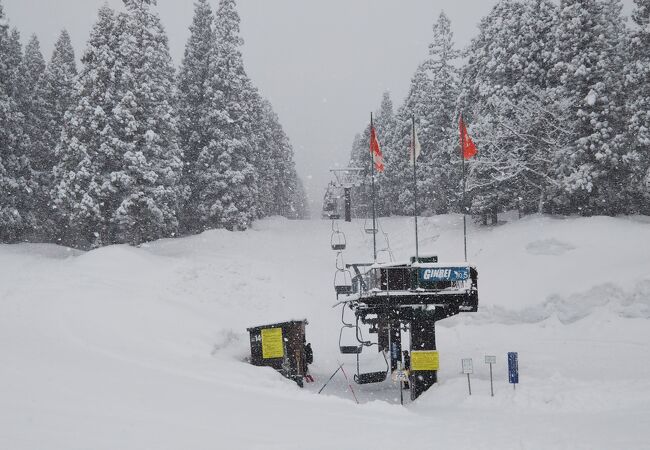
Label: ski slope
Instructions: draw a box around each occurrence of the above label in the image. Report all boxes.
[1,214,650,450]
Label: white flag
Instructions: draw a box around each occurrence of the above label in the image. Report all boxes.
[410,126,421,163]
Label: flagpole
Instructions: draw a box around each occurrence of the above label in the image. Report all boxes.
[412,116,419,262]
[371,113,377,262]
[460,115,468,262]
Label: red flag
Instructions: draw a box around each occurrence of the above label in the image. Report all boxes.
[459,116,478,160]
[370,126,385,172]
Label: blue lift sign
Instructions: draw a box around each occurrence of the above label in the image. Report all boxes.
[419,267,470,283]
[508,352,519,384]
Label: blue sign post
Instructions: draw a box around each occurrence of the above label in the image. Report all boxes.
[508,352,519,389]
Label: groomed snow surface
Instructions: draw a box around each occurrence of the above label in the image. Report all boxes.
[2,214,650,450]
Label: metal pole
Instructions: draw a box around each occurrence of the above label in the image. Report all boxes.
[318,365,343,394]
[398,362,404,406]
[412,116,419,261]
[371,113,377,261]
[460,115,468,262]
[489,363,494,397]
[467,373,472,396]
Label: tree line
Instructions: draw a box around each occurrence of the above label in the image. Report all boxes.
[0,0,308,249]
[347,0,650,223]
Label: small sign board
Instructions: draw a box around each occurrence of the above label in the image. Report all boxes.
[392,370,409,382]
[461,358,473,374]
[508,352,519,384]
[485,355,496,365]
[411,351,439,371]
[261,327,284,359]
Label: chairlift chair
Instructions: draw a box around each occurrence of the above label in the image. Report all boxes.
[363,217,378,235]
[339,327,363,354]
[338,305,363,354]
[330,221,347,251]
[351,316,388,385]
[335,251,346,271]
[334,269,353,296]
[338,308,389,384]
[354,349,389,385]
[376,248,394,264]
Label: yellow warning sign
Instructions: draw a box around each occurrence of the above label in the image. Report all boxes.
[261,328,284,359]
[411,351,439,371]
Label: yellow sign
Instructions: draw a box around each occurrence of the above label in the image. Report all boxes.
[411,351,439,371]
[261,328,284,359]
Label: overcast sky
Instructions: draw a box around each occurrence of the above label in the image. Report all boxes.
[2,0,635,209]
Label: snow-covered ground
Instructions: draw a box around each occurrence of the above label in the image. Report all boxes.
[1,214,649,450]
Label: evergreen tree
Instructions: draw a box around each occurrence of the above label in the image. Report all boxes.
[177,0,217,232]
[6,28,22,89]
[34,30,77,172]
[30,30,77,239]
[377,12,461,218]
[0,6,34,241]
[458,0,559,221]
[290,175,310,219]
[52,5,124,247]
[111,0,183,244]
[386,64,435,216]
[550,0,631,214]
[626,0,650,211]
[252,97,304,218]
[54,1,182,247]
[348,91,394,217]
[195,0,257,231]
[19,35,45,159]
[419,11,460,215]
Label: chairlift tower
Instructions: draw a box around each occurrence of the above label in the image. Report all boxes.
[322,168,363,222]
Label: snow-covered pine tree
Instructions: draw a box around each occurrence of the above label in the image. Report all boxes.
[374,91,396,216]
[52,5,124,247]
[513,0,562,214]
[459,0,530,221]
[6,28,22,89]
[347,91,394,217]
[177,0,217,233]
[458,0,559,222]
[419,11,460,215]
[386,64,435,216]
[243,84,275,219]
[0,8,34,242]
[35,30,77,173]
[377,13,460,219]
[30,30,77,239]
[252,97,303,218]
[290,175,310,219]
[550,0,631,215]
[19,35,45,157]
[112,0,183,244]
[626,0,650,212]
[0,8,35,242]
[346,132,368,217]
[195,0,257,231]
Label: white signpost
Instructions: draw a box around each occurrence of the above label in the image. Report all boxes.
[461,358,473,395]
[485,355,496,397]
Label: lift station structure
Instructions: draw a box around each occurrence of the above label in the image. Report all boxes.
[327,169,479,401]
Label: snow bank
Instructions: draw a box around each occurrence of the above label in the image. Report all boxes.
[1,214,649,449]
